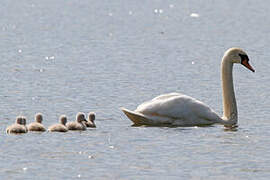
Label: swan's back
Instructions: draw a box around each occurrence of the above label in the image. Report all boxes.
[48,124,68,132]
[6,124,27,134]
[66,122,86,130]
[135,93,221,126]
[28,122,46,132]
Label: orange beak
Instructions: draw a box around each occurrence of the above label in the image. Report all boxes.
[241,59,255,72]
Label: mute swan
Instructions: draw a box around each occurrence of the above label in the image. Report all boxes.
[121,48,255,127]
[6,116,28,134]
[48,115,68,132]
[66,112,87,131]
[84,112,96,128]
[27,113,46,132]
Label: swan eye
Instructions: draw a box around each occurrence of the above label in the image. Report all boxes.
[239,54,249,63]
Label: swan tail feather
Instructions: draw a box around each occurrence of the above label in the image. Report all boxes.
[121,108,150,125]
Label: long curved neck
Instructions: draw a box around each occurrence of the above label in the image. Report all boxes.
[221,55,238,124]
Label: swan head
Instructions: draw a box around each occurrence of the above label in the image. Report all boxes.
[35,113,43,123]
[224,47,255,72]
[21,116,27,125]
[16,116,23,124]
[87,112,96,128]
[59,115,67,125]
[88,112,96,122]
[76,112,87,123]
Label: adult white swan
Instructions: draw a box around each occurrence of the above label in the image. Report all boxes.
[121,48,255,127]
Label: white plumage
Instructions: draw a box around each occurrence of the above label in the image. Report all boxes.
[137,93,221,125]
[122,93,220,126]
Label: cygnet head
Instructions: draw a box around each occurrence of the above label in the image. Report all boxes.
[21,116,27,125]
[35,113,43,123]
[76,112,87,123]
[223,48,255,72]
[59,115,67,125]
[88,112,95,122]
[16,116,23,124]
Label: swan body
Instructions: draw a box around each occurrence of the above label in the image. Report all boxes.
[6,116,28,134]
[28,113,46,132]
[66,112,87,131]
[121,48,255,127]
[122,93,221,126]
[48,115,68,132]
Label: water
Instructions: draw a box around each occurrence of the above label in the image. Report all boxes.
[0,0,269,179]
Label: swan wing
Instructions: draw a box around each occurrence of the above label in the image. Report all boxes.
[131,93,221,126]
